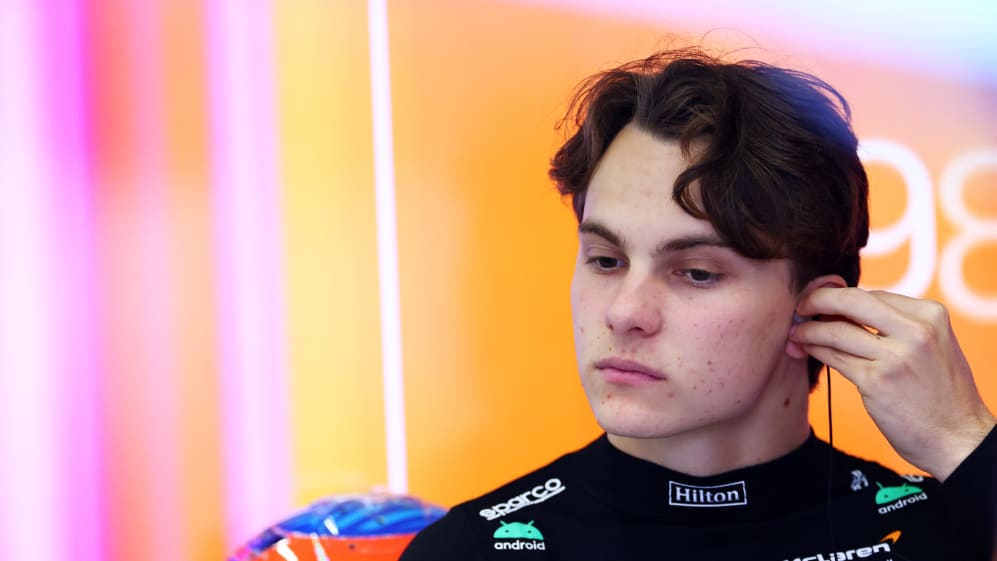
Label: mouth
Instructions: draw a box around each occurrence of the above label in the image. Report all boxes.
[594,358,667,384]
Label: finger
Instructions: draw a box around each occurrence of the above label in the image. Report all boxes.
[792,318,893,362]
[867,290,952,327]
[799,343,874,389]
[797,287,916,338]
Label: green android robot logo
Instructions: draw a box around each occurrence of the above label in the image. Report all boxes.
[493,520,544,541]
[875,482,923,505]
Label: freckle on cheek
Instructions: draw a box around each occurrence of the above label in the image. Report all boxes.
[783,398,791,408]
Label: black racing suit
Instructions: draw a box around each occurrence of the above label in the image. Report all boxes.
[401,428,996,560]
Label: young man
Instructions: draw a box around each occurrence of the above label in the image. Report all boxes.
[400,48,996,560]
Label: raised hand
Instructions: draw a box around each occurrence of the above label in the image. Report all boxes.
[791,287,996,481]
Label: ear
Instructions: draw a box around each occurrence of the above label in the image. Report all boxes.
[784,274,847,360]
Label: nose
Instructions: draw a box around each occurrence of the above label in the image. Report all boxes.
[605,272,663,336]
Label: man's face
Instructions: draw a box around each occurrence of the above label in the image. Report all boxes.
[570,123,805,445]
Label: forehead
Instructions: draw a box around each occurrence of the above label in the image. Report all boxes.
[588,123,687,199]
[583,123,713,237]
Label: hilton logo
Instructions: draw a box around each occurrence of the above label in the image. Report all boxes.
[668,481,748,508]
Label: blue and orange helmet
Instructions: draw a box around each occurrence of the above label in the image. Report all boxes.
[229,493,446,561]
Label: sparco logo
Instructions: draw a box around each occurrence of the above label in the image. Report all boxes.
[668,480,747,508]
[479,478,566,520]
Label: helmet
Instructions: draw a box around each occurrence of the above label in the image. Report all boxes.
[229,493,446,561]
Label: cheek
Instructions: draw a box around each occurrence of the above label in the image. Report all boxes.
[570,277,600,327]
[570,284,593,349]
[691,313,743,345]
[570,293,586,333]
[693,311,784,372]
[569,273,584,316]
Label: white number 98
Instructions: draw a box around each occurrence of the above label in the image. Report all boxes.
[858,139,936,299]
[858,140,997,322]
[938,148,997,322]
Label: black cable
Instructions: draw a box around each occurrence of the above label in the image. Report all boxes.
[826,364,836,555]
[824,364,916,561]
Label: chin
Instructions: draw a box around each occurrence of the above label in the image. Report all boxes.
[592,395,757,443]
[591,406,692,440]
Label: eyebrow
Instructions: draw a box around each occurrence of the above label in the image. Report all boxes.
[578,220,731,256]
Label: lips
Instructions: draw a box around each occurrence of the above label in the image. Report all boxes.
[594,358,667,381]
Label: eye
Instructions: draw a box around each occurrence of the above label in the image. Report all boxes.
[585,256,624,272]
[679,268,722,286]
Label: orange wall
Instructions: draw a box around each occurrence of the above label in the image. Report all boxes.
[6,2,994,561]
[379,0,997,507]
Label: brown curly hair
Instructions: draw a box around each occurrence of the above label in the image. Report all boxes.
[549,48,870,387]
